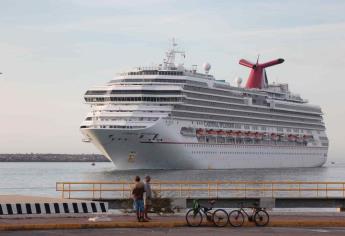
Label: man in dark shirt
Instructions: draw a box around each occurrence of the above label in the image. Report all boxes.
[132,176,146,222]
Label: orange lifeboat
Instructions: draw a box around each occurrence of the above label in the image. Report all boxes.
[249,132,256,139]
[237,131,245,138]
[232,131,239,138]
[244,131,251,138]
[271,133,279,141]
[196,128,206,136]
[288,134,296,142]
[207,129,218,136]
[226,130,234,137]
[296,136,304,143]
[217,130,226,136]
[255,132,263,140]
[303,134,312,141]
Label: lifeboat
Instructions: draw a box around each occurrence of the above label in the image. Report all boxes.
[296,136,304,143]
[232,131,239,138]
[196,128,206,136]
[207,129,218,136]
[303,135,314,142]
[288,134,296,142]
[217,130,226,136]
[180,127,196,137]
[226,130,234,137]
[271,133,279,141]
[255,132,263,140]
[237,131,245,138]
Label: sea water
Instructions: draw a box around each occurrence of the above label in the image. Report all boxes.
[1,161,345,198]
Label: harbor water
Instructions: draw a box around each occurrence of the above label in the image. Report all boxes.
[0,160,344,198]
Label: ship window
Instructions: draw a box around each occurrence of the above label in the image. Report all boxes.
[85,90,107,95]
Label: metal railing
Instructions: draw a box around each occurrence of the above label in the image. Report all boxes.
[56,181,345,200]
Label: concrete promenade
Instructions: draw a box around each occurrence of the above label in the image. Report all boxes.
[1,212,345,231]
[4,227,345,236]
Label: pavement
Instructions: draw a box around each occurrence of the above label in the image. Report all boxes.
[2,227,345,236]
[1,212,345,231]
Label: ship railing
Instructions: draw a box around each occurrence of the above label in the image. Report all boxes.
[56,181,345,200]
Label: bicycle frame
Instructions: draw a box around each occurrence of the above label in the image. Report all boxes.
[238,207,258,221]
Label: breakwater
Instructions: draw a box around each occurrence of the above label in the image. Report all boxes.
[0,154,109,162]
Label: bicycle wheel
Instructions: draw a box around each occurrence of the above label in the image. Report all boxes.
[186,209,203,227]
[212,209,228,227]
[228,210,245,227]
[254,210,269,226]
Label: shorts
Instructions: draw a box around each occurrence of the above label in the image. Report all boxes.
[133,199,144,212]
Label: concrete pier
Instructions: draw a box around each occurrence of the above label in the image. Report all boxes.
[2,212,345,231]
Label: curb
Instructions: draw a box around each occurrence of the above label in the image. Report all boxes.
[2,220,345,231]
[269,220,345,227]
[0,221,187,231]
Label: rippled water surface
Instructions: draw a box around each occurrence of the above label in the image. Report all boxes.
[0,160,344,197]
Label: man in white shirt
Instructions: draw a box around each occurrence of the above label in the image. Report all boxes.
[144,175,152,220]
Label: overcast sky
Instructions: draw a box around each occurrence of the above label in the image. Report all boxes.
[0,0,344,160]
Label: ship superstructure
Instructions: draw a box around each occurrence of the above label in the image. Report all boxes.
[80,42,328,169]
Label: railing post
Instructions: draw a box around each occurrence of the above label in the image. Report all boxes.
[326,184,328,198]
[188,184,191,198]
[298,183,301,197]
[244,183,246,198]
[216,183,219,198]
[92,184,95,199]
[317,184,319,197]
[61,183,64,199]
[180,184,182,198]
[100,184,102,199]
[208,183,210,198]
[68,184,71,199]
[271,183,274,198]
[122,184,125,199]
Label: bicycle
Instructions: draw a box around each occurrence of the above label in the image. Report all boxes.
[185,199,228,227]
[228,202,269,227]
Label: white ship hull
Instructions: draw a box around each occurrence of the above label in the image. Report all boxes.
[82,119,328,169]
[81,43,329,170]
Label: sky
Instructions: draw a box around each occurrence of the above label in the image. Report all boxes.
[0,0,344,160]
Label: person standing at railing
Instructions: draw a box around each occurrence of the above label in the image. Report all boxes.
[144,175,152,220]
[132,176,147,222]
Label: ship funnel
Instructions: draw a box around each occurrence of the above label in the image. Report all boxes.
[239,58,284,89]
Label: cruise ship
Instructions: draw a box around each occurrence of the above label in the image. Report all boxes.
[80,42,329,169]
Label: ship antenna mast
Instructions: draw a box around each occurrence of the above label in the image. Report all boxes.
[163,38,185,69]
